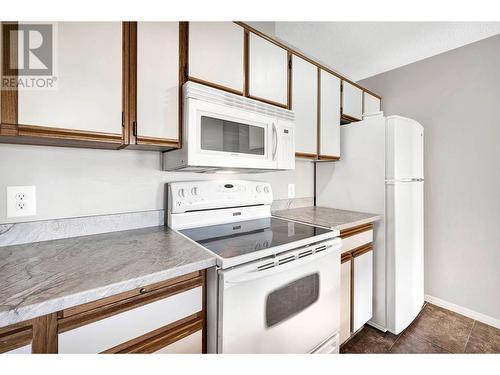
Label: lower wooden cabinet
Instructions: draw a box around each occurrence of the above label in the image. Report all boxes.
[338,224,374,345]
[0,270,206,354]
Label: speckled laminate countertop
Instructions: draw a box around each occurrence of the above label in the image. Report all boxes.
[273,206,380,231]
[0,226,216,328]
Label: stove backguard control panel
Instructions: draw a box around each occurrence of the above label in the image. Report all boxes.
[168,180,273,214]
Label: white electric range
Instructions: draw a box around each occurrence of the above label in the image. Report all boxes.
[168,180,341,354]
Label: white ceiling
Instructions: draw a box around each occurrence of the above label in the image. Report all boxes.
[274,22,500,81]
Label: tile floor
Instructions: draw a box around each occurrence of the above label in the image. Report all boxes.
[340,303,500,354]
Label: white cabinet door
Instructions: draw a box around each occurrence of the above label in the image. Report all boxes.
[248,33,288,106]
[342,81,363,121]
[137,22,179,141]
[18,22,122,134]
[153,330,203,354]
[292,55,317,155]
[188,22,244,93]
[319,70,340,157]
[363,91,381,115]
[352,250,373,332]
[340,259,351,344]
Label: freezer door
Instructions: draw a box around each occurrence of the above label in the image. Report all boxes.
[386,116,424,180]
[386,181,424,334]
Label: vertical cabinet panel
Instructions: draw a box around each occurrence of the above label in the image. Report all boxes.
[291,55,317,156]
[188,22,244,93]
[341,81,363,121]
[340,258,351,344]
[352,249,373,332]
[363,91,381,115]
[248,33,288,107]
[136,22,179,143]
[18,22,123,135]
[319,70,340,158]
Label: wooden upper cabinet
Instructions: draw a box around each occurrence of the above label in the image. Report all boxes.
[8,22,124,148]
[188,22,244,94]
[319,69,341,159]
[363,91,381,116]
[341,80,363,122]
[291,55,317,157]
[129,22,180,150]
[248,33,288,107]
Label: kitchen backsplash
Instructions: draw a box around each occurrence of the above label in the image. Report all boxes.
[0,210,164,247]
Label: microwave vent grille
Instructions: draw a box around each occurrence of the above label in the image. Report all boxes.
[184,81,295,122]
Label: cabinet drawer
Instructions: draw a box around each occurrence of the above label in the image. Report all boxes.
[59,286,202,353]
[153,329,202,354]
[340,228,373,254]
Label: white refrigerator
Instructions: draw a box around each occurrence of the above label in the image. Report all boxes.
[317,114,424,334]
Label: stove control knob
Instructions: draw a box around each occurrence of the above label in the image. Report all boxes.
[178,188,186,199]
[255,185,262,193]
[191,187,198,196]
[264,186,270,194]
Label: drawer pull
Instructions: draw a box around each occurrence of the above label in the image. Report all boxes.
[139,288,147,295]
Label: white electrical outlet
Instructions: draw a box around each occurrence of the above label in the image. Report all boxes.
[287,183,295,199]
[7,186,37,217]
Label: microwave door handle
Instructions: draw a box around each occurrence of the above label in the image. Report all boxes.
[272,122,278,161]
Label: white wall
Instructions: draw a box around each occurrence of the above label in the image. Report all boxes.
[359,34,500,320]
[0,144,313,224]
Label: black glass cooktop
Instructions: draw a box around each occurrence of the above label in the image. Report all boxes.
[180,217,331,259]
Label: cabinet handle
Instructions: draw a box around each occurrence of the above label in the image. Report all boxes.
[139,288,147,295]
[133,121,137,136]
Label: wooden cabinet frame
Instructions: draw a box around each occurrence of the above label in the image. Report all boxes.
[0,270,207,354]
[0,22,125,149]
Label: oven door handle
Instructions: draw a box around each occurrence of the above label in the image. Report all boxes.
[222,246,338,286]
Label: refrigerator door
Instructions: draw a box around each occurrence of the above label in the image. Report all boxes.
[386,180,424,334]
[386,116,424,180]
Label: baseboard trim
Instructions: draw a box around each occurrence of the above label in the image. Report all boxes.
[425,294,500,329]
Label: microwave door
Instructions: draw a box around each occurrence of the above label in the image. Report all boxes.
[191,102,277,170]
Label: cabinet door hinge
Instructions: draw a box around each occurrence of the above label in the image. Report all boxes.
[288,57,292,69]
[184,64,189,80]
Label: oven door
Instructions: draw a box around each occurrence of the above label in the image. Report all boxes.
[186,98,277,170]
[218,240,340,353]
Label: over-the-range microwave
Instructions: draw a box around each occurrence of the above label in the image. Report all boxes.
[163,82,295,173]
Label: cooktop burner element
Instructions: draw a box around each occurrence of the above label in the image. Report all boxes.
[180,217,331,259]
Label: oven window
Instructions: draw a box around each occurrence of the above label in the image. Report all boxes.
[200,116,265,155]
[265,273,320,328]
